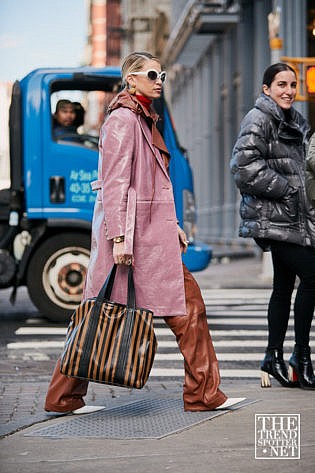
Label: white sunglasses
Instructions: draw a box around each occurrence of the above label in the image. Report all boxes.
[131,69,167,83]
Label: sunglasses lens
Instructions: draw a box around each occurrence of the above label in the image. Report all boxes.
[147,70,158,81]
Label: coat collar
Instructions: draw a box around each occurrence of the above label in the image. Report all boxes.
[134,115,169,182]
[255,94,310,142]
[107,89,159,121]
[107,89,170,157]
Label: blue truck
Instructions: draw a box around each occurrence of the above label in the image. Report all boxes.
[0,67,211,322]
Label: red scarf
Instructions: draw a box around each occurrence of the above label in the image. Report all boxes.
[135,94,152,110]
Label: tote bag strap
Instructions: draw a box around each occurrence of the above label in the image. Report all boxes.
[127,265,136,309]
[95,264,136,309]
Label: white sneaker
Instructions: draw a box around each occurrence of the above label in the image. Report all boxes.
[214,397,246,410]
[72,405,105,415]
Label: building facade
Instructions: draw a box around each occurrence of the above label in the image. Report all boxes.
[159,0,313,244]
[87,0,121,66]
[91,0,314,246]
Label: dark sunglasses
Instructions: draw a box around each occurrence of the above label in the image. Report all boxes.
[131,69,167,83]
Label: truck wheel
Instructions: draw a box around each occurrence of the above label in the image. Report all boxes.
[26,233,90,323]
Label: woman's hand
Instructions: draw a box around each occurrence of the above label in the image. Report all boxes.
[177,225,189,254]
[113,241,133,266]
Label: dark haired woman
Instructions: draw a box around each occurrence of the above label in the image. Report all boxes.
[231,63,315,390]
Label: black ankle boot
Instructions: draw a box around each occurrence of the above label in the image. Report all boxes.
[260,349,297,388]
[289,345,315,390]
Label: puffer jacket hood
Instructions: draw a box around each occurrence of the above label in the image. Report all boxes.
[255,94,309,142]
[231,94,315,248]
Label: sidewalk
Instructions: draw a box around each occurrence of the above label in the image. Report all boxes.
[1,256,314,473]
[194,253,272,290]
[0,255,271,436]
[1,382,314,473]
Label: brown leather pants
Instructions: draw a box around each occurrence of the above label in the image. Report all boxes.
[165,265,227,411]
[44,264,227,412]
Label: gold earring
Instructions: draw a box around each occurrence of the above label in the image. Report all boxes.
[128,85,136,95]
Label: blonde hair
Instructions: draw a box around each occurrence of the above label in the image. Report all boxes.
[121,52,160,87]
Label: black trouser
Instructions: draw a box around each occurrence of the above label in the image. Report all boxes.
[267,241,315,350]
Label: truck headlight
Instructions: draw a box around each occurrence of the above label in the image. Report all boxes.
[183,189,197,243]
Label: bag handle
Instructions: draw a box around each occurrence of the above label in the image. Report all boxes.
[95,264,136,309]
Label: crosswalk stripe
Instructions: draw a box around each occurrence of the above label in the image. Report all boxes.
[150,368,261,378]
[7,341,65,349]
[203,296,269,298]
[156,318,286,326]
[14,327,298,337]
[207,318,282,325]
[201,289,283,297]
[206,310,267,315]
[15,327,67,335]
[203,294,269,297]
[201,288,271,293]
[17,316,273,335]
[157,340,315,348]
[203,296,268,299]
[155,353,315,361]
[7,339,315,350]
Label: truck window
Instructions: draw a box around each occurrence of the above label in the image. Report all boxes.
[50,89,117,149]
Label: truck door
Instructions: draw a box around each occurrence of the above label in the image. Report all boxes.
[25,73,120,321]
[42,83,100,221]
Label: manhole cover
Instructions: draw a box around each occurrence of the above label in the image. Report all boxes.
[26,397,257,439]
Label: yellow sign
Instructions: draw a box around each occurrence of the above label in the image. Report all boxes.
[306,66,315,94]
[281,57,315,101]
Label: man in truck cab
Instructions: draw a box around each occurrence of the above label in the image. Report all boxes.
[52,99,78,141]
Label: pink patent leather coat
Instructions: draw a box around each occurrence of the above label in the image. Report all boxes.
[82,106,186,317]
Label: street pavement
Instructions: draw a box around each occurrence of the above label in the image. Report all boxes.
[0,255,314,473]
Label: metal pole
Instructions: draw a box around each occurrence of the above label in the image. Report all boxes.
[268,0,283,64]
[260,0,284,282]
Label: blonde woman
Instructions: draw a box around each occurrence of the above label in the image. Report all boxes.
[45,52,244,413]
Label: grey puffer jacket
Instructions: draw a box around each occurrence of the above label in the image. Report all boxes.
[231,93,315,248]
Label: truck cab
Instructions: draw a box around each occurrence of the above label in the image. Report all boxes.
[0,67,211,322]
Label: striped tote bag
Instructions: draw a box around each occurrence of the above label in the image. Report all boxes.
[60,265,157,389]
